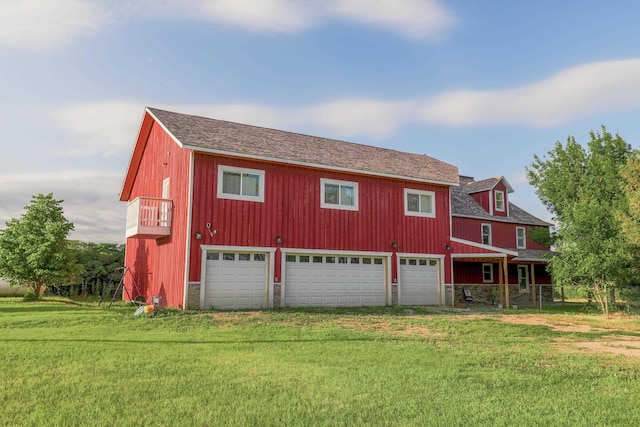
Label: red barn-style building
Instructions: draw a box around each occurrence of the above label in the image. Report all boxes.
[120,108,553,310]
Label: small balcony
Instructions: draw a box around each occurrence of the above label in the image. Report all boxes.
[126,197,172,239]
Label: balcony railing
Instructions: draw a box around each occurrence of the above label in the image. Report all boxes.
[126,197,172,239]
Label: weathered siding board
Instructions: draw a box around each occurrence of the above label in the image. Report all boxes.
[124,122,191,308]
[188,153,453,283]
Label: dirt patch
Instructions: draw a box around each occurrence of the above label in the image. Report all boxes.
[499,314,596,333]
[557,336,640,358]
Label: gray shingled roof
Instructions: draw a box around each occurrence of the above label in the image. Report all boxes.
[148,107,459,185]
[511,249,556,262]
[451,176,552,226]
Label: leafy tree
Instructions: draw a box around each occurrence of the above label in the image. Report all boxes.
[69,242,125,296]
[527,127,633,314]
[618,150,640,246]
[0,194,77,300]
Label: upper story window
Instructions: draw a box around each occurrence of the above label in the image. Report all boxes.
[404,189,435,218]
[495,190,505,212]
[321,178,358,211]
[162,177,170,199]
[217,165,265,203]
[481,223,492,245]
[516,227,526,249]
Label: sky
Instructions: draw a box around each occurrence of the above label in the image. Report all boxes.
[1,0,640,244]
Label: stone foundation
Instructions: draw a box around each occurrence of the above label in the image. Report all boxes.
[453,284,554,307]
[186,282,201,310]
[273,282,282,308]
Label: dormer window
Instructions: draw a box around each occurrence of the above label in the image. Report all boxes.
[495,190,505,212]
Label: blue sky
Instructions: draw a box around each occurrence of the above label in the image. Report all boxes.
[1,0,640,243]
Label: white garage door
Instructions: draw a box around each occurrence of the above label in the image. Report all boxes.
[203,251,268,310]
[399,258,440,305]
[285,254,386,307]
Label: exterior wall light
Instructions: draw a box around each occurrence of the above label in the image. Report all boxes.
[275,236,283,245]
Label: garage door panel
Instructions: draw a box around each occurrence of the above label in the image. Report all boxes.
[204,251,268,310]
[285,254,386,307]
[399,258,440,306]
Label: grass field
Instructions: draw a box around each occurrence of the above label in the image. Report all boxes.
[1,298,640,426]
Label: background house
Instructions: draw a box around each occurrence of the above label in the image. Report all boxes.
[120,108,553,310]
[450,176,554,307]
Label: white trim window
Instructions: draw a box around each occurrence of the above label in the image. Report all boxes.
[217,165,265,202]
[495,190,505,212]
[404,189,436,218]
[162,177,170,199]
[482,263,493,283]
[481,223,492,245]
[516,227,526,249]
[320,178,358,211]
[517,265,529,293]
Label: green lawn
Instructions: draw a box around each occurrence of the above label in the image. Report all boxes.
[1,299,640,426]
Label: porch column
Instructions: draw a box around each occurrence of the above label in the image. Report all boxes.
[530,263,537,306]
[451,259,456,308]
[498,258,504,306]
[503,257,510,309]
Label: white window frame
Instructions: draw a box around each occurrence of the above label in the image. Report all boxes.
[516,227,526,249]
[404,188,436,218]
[517,265,529,293]
[320,178,358,211]
[481,223,492,246]
[162,177,170,199]
[482,263,494,283]
[217,165,265,203]
[495,190,505,212]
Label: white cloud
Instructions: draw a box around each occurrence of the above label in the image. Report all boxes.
[49,101,145,157]
[298,99,417,137]
[189,0,317,33]
[0,171,126,243]
[0,0,456,49]
[421,59,640,126]
[329,0,455,39]
[0,0,107,49]
[48,59,640,160]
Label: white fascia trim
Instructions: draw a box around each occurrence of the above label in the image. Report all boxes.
[281,248,393,257]
[182,152,195,310]
[451,237,518,256]
[180,143,459,188]
[451,253,508,259]
[201,245,277,253]
[146,108,185,149]
[396,252,445,260]
[451,214,553,227]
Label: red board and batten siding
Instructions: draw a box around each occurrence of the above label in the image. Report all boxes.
[452,217,548,251]
[123,121,192,308]
[453,262,552,285]
[188,153,454,283]
[469,181,508,218]
[492,181,508,218]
